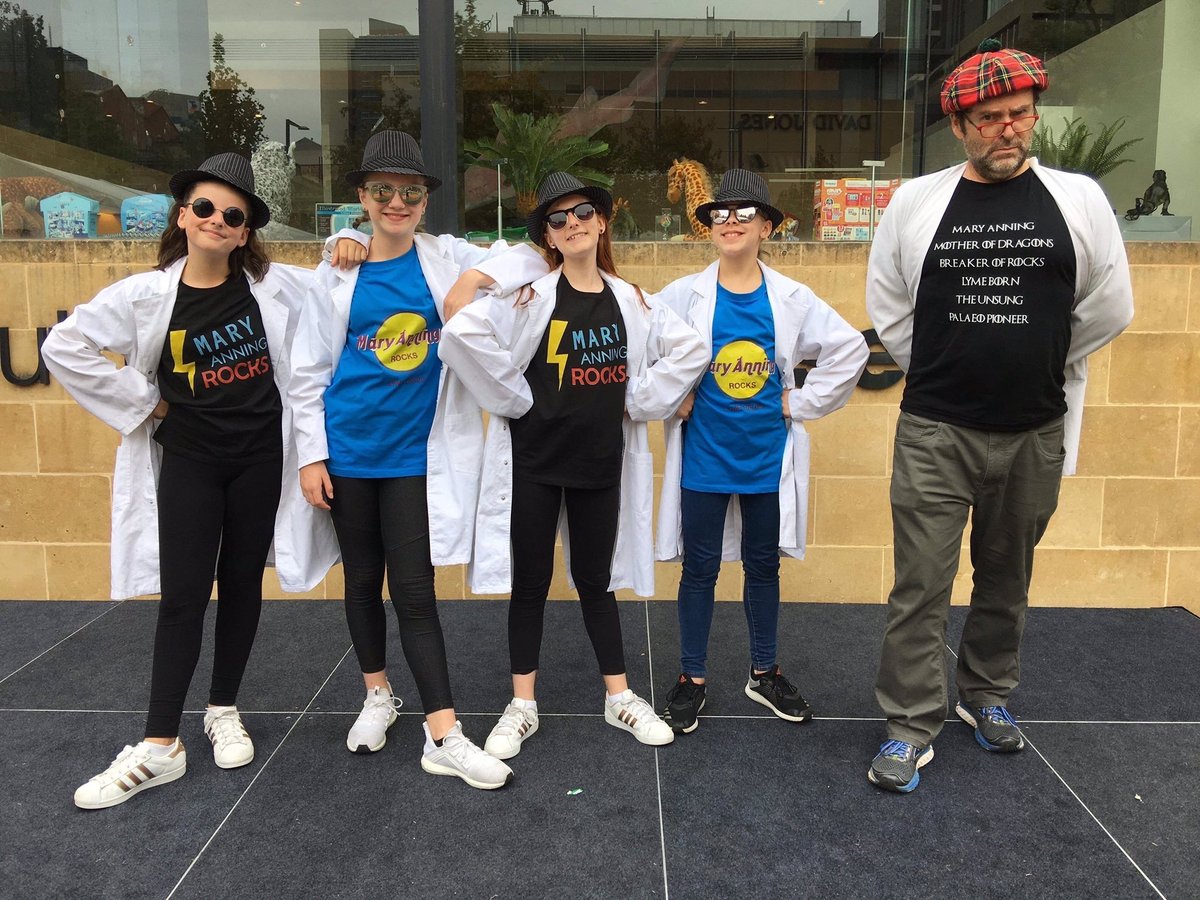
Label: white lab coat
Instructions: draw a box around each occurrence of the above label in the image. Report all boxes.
[866,159,1134,474]
[288,232,549,571]
[439,269,709,597]
[654,261,869,562]
[41,258,334,600]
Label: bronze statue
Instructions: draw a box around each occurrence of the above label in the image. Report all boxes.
[1125,169,1172,220]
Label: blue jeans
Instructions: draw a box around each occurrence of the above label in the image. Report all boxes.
[678,488,781,678]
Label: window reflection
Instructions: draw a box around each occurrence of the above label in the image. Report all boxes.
[0,1,1190,241]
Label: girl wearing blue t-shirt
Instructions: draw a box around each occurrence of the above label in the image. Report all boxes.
[653,170,869,734]
[289,132,545,790]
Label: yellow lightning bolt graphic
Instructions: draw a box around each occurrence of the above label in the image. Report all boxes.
[170,330,196,394]
[547,319,568,390]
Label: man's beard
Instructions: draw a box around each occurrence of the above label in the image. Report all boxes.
[969,140,1029,182]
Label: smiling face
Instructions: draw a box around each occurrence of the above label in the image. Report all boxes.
[177,180,251,258]
[543,193,605,261]
[951,88,1037,183]
[357,172,429,244]
[709,204,772,258]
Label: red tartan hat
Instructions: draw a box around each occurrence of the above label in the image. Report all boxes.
[940,39,1048,115]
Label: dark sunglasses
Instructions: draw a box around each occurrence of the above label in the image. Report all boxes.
[184,198,247,228]
[363,182,429,205]
[709,205,760,225]
[544,202,597,230]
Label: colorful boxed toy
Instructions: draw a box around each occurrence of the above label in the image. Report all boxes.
[121,194,173,237]
[39,192,99,239]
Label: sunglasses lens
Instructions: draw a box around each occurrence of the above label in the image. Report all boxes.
[367,184,394,202]
[399,186,427,204]
[736,207,758,223]
[223,207,246,228]
[574,203,596,221]
[190,198,215,219]
[545,212,569,230]
[710,209,729,224]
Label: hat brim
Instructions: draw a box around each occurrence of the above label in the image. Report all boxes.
[527,185,614,246]
[169,170,271,230]
[344,165,443,191]
[695,199,785,232]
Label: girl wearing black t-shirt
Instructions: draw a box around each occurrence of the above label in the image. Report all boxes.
[44,154,344,809]
[440,173,708,760]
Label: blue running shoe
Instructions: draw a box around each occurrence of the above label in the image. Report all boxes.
[956,700,1025,752]
[867,739,934,793]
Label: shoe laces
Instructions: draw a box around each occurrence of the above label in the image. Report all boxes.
[614,692,658,725]
[492,703,533,739]
[440,729,488,766]
[94,744,145,783]
[207,710,249,747]
[768,669,800,698]
[981,706,1018,727]
[360,689,403,725]
[879,739,917,761]
[667,677,702,705]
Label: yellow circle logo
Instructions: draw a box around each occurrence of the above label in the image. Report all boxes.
[713,340,772,399]
[375,312,430,372]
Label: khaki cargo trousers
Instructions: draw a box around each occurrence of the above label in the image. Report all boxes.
[875,411,1065,747]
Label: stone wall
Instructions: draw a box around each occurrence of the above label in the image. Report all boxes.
[0,239,1196,612]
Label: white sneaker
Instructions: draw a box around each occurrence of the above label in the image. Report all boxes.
[203,706,254,769]
[347,685,403,754]
[421,721,513,790]
[605,690,675,746]
[74,740,187,810]
[484,698,539,760]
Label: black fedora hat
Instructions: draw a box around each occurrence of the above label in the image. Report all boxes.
[169,152,271,230]
[527,172,613,247]
[344,130,443,191]
[695,169,784,231]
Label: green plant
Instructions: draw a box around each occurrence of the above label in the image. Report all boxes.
[1030,116,1142,179]
[463,102,612,217]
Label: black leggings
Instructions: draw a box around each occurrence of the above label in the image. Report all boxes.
[145,450,281,738]
[509,476,626,676]
[329,474,454,714]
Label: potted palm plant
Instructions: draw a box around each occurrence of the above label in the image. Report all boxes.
[464,102,612,222]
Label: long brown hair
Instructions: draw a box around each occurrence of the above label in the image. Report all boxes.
[519,212,647,309]
[155,185,270,282]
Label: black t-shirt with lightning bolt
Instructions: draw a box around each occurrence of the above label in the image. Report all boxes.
[153,274,282,463]
[510,275,628,488]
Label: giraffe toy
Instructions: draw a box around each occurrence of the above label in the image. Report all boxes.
[666,158,714,240]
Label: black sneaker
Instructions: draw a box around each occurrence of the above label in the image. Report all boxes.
[662,674,706,734]
[955,699,1025,752]
[744,666,813,722]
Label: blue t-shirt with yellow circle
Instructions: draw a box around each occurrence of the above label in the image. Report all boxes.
[324,248,442,477]
[681,282,787,494]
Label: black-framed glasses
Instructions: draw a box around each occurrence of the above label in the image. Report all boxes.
[544,202,597,230]
[362,182,429,205]
[184,198,246,228]
[965,113,1040,139]
[709,205,760,225]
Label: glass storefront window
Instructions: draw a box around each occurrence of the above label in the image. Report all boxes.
[0,1,1192,241]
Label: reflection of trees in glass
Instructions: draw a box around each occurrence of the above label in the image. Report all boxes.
[1030,116,1141,180]
[1027,0,1160,57]
[193,34,265,158]
[328,89,420,189]
[463,102,611,217]
[603,115,720,176]
[459,1,553,143]
[0,2,139,163]
[0,2,59,138]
